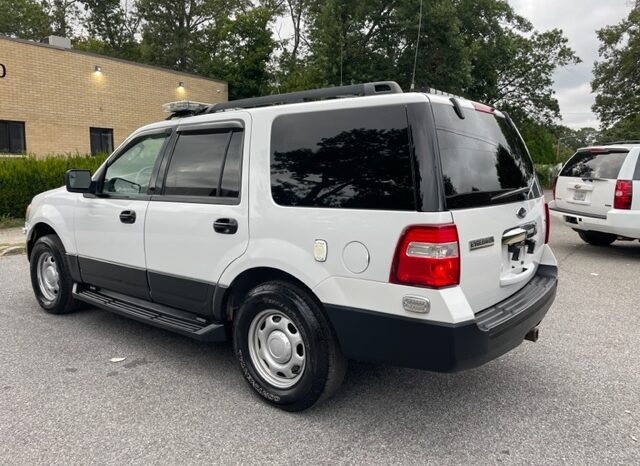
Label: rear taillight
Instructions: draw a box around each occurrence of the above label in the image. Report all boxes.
[544,203,550,244]
[552,176,558,200]
[614,180,633,210]
[390,225,460,288]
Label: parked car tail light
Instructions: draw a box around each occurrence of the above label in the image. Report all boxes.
[545,203,551,244]
[390,225,460,288]
[614,180,633,210]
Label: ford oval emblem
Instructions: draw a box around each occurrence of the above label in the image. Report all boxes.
[516,207,527,219]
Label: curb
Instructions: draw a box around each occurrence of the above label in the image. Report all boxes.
[0,244,26,257]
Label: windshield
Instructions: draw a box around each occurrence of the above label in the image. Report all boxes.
[560,150,628,179]
[432,103,536,209]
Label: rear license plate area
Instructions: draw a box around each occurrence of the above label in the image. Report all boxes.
[573,190,586,201]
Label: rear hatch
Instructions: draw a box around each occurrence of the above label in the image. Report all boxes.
[430,99,547,312]
[555,148,629,217]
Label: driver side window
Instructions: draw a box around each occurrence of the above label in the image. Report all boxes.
[103,134,168,195]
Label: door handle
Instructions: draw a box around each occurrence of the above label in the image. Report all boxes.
[119,210,136,224]
[214,218,238,234]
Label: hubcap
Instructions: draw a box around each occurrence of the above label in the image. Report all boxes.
[248,310,306,389]
[36,252,60,302]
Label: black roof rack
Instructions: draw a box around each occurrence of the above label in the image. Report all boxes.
[205,81,403,113]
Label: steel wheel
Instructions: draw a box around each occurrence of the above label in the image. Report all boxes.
[248,309,306,389]
[36,251,60,302]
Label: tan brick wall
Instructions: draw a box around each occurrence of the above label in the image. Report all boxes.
[0,37,228,156]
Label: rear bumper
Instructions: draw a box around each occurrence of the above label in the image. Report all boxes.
[324,265,557,372]
[549,204,640,238]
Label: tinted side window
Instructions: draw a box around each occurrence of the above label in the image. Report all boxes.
[220,131,243,197]
[164,129,242,198]
[560,151,629,179]
[270,106,414,210]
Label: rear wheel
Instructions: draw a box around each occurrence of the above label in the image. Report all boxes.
[577,231,616,246]
[29,234,79,314]
[233,281,346,411]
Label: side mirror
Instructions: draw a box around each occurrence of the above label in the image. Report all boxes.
[65,169,93,193]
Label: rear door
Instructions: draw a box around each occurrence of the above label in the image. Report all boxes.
[144,115,250,318]
[555,148,629,217]
[430,100,546,312]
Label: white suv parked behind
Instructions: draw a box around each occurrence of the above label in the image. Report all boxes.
[550,142,640,245]
[25,82,558,411]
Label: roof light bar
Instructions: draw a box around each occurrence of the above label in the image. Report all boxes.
[162,100,210,114]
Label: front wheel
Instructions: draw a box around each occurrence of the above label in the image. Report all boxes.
[29,234,79,314]
[233,281,346,411]
[577,231,616,246]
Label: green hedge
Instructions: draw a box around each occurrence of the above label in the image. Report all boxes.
[0,155,107,218]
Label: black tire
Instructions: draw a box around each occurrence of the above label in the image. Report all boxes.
[577,231,616,246]
[29,234,80,314]
[233,281,347,411]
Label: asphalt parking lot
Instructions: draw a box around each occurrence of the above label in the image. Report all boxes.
[1,216,639,465]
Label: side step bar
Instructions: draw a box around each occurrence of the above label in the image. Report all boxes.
[73,285,227,342]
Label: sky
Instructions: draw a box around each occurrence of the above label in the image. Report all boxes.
[508,0,634,129]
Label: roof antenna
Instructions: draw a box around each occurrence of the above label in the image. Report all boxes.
[409,0,423,91]
[340,40,344,87]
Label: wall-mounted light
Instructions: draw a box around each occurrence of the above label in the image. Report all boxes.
[94,65,102,73]
[178,81,184,88]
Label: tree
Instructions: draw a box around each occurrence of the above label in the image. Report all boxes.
[518,120,557,164]
[597,114,640,143]
[0,0,51,39]
[289,0,578,125]
[136,0,237,72]
[201,5,278,99]
[592,6,640,129]
[76,0,141,60]
[43,0,80,37]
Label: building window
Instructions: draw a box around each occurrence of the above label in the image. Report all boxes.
[90,127,114,155]
[0,120,26,154]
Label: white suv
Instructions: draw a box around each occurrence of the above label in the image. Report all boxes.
[25,82,558,411]
[550,143,640,245]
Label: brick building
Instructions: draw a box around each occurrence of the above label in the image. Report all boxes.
[0,35,227,156]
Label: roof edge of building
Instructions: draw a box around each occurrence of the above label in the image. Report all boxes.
[0,35,227,87]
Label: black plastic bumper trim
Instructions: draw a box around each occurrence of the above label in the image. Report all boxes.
[324,265,558,372]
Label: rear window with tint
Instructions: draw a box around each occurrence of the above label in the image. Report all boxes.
[432,103,535,209]
[560,151,628,179]
[270,105,415,210]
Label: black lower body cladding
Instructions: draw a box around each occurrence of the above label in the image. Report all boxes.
[324,265,558,372]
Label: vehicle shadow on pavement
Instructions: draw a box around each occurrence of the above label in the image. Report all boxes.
[75,306,558,423]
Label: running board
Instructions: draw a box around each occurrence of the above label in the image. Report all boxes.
[73,285,227,342]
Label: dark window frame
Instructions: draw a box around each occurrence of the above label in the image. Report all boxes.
[0,120,26,154]
[156,121,245,205]
[92,129,172,201]
[89,127,114,156]
[269,105,417,211]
